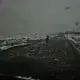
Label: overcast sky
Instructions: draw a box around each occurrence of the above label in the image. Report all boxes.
[0,0,79,36]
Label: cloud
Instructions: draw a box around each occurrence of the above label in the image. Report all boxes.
[0,0,78,36]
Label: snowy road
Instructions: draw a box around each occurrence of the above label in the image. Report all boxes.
[0,38,80,80]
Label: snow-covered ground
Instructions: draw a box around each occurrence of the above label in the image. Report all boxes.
[0,36,28,50]
[65,34,80,54]
[16,76,40,80]
[0,42,27,50]
[0,33,57,50]
[0,74,40,80]
[65,34,80,44]
[65,35,76,44]
[0,45,12,50]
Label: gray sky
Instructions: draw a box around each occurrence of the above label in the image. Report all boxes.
[0,0,79,36]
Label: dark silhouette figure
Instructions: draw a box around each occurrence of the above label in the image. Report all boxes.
[46,35,49,43]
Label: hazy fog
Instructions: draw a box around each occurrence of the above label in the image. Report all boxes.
[0,0,79,36]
